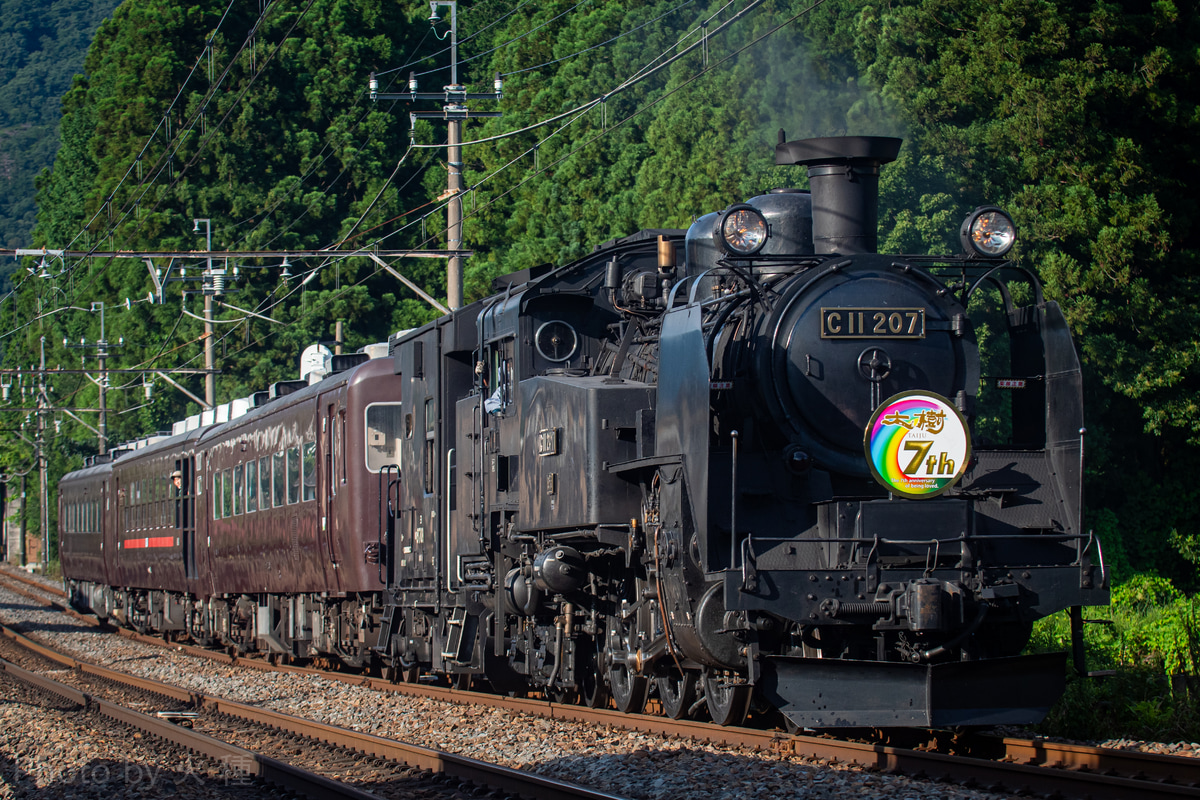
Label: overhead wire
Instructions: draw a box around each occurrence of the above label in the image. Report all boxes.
[1,0,285,325]
[12,0,318,373]
[104,0,319,258]
[373,0,820,260]
[65,0,276,265]
[372,0,536,78]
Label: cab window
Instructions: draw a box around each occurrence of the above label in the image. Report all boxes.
[365,403,403,473]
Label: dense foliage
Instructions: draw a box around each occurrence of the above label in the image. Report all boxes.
[0,0,119,255]
[6,0,1200,615]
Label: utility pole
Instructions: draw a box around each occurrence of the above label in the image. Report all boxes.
[18,474,27,566]
[443,0,464,311]
[66,302,119,455]
[37,336,48,570]
[369,0,502,310]
[98,306,108,454]
[193,219,216,406]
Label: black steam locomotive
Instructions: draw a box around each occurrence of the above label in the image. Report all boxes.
[60,135,1107,729]
[380,135,1108,727]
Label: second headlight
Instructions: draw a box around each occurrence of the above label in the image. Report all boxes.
[716,204,769,255]
[960,206,1016,258]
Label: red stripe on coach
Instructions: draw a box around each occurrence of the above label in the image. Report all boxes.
[123,536,175,549]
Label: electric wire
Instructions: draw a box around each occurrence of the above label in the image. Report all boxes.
[10,0,317,363]
[375,0,818,259]
[101,0,316,258]
[52,0,298,299]
[373,0,536,78]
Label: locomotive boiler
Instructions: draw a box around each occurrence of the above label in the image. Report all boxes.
[380,135,1108,727]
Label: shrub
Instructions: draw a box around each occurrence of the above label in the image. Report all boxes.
[1029,574,1200,740]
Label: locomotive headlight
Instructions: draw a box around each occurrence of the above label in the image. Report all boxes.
[960,206,1016,258]
[716,204,769,256]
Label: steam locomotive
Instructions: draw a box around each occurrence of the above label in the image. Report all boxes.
[60,135,1108,729]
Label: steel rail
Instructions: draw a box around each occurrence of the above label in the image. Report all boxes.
[0,565,65,597]
[0,655,383,800]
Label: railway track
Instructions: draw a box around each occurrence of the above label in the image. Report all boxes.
[0,622,625,800]
[3,567,1196,799]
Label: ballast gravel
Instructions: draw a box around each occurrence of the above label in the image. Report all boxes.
[0,666,292,800]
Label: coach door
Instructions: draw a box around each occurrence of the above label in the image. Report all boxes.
[175,456,197,579]
[320,397,341,568]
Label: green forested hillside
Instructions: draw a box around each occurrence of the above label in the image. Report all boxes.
[9,0,1200,586]
[0,0,119,253]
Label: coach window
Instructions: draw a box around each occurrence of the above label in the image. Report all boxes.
[223,468,233,519]
[302,441,316,502]
[213,474,221,520]
[233,463,244,515]
[287,446,301,504]
[338,409,347,484]
[272,451,286,507]
[246,459,258,513]
[365,403,403,473]
[260,455,272,509]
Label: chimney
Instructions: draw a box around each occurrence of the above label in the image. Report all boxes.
[775,135,901,254]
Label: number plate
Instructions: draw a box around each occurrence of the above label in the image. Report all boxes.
[537,428,560,457]
[821,308,926,339]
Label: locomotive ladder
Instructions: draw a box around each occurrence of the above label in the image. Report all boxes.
[441,605,470,662]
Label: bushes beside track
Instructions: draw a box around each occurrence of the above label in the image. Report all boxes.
[1031,574,1200,741]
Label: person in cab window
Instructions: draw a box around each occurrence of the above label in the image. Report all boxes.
[172,469,183,528]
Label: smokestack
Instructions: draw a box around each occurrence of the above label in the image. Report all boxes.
[775,136,901,254]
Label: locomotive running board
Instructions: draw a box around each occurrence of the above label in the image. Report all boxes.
[760,652,1066,728]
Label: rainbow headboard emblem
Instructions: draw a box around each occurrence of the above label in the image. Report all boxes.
[864,391,971,498]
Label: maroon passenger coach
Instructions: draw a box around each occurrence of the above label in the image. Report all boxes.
[60,354,404,666]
